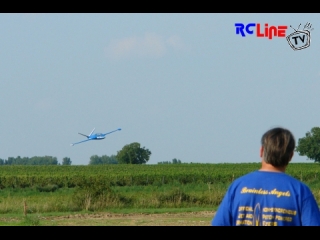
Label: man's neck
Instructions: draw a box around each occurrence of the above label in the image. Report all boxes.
[259,160,286,173]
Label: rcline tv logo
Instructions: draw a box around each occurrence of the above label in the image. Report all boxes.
[286,23,313,51]
[235,23,288,39]
[235,22,313,50]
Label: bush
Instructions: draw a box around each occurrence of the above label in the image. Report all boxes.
[71,181,114,211]
[21,215,41,226]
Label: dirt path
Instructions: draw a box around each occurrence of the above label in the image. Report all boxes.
[39,211,216,226]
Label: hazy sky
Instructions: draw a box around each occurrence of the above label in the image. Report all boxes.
[1,13,319,165]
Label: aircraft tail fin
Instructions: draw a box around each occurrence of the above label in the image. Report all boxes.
[78,132,89,138]
[89,128,95,136]
[78,128,95,138]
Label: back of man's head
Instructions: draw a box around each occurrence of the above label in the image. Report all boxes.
[261,127,296,167]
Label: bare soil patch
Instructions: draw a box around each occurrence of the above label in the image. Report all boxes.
[39,211,216,226]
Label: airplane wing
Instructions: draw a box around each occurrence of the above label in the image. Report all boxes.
[70,139,92,146]
[103,128,121,136]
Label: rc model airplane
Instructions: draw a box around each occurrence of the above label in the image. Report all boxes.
[70,128,121,146]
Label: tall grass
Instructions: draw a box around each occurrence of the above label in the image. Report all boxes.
[0,182,228,214]
[2,179,318,215]
[0,187,75,214]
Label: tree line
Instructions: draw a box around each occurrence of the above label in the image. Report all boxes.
[89,142,152,165]
[1,126,320,166]
[0,142,152,166]
[0,142,180,166]
[0,156,72,165]
[158,158,182,164]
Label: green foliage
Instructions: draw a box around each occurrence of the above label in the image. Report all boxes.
[36,184,59,192]
[172,158,181,164]
[157,188,191,205]
[295,127,320,163]
[71,180,116,211]
[20,215,41,226]
[158,158,182,164]
[0,164,319,214]
[116,142,151,164]
[89,155,118,165]
[62,157,72,165]
[2,156,59,165]
[0,163,318,189]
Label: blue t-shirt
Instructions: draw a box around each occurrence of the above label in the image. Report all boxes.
[211,171,320,226]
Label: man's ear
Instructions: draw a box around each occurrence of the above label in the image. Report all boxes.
[289,152,294,162]
[260,146,263,158]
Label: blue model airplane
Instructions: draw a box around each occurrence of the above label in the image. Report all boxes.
[70,128,121,146]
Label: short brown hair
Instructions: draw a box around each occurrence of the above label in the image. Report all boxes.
[261,127,296,167]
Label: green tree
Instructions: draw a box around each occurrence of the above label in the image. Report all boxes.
[172,158,182,164]
[5,156,58,165]
[62,157,72,165]
[295,127,320,163]
[101,155,118,164]
[89,155,102,165]
[89,155,118,165]
[30,156,58,165]
[116,142,151,164]
[158,159,182,164]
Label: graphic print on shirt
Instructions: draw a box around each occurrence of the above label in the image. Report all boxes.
[253,203,261,226]
[236,187,296,226]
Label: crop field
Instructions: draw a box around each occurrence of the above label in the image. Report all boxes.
[0,163,319,225]
[0,163,319,188]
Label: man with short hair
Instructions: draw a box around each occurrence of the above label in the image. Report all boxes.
[211,127,320,226]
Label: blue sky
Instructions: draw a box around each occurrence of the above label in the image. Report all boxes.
[0,13,319,165]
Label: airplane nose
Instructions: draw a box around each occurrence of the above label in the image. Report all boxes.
[118,128,121,131]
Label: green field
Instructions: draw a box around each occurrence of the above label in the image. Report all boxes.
[0,163,319,225]
[0,163,319,188]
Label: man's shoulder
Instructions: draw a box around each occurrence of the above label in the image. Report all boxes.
[228,171,260,188]
[232,170,262,182]
[232,170,305,186]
